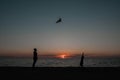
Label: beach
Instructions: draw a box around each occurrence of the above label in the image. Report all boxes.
[0,56,120,79]
[0,67,120,79]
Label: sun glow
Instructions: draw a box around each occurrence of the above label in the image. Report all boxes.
[60,54,66,59]
[56,53,73,59]
[56,54,67,59]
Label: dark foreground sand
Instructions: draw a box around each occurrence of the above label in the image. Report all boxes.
[0,67,120,79]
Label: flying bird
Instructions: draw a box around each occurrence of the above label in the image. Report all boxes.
[56,18,62,23]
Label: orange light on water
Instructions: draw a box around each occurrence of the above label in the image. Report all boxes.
[55,50,75,59]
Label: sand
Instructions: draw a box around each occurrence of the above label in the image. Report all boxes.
[0,67,120,79]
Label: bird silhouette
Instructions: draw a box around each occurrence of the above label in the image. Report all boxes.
[56,18,62,23]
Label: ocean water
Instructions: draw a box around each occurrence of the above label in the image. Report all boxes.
[0,56,120,67]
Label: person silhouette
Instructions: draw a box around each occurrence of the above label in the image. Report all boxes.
[80,52,84,67]
[32,48,38,67]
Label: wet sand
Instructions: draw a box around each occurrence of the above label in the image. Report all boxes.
[0,67,120,79]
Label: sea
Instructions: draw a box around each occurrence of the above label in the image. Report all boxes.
[0,56,120,67]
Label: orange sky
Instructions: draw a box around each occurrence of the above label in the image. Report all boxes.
[0,48,120,57]
[0,0,120,58]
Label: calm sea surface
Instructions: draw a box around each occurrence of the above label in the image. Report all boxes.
[0,56,120,67]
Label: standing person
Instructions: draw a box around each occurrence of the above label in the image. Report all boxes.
[80,52,84,67]
[32,48,38,67]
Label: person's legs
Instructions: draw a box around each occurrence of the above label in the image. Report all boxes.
[32,61,35,67]
[32,59,37,67]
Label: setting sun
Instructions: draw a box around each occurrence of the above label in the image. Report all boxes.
[57,54,67,59]
[60,54,66,59]
[55,53,73,59]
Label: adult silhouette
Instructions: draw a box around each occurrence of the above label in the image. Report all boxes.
[80,52,84,67]
[32,48,38,67]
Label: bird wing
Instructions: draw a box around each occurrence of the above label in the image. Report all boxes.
[56,18,62,23]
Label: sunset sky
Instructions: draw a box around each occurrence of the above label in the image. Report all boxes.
[0,0,120,57]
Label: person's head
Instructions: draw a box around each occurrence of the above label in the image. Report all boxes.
[34,48,37,51]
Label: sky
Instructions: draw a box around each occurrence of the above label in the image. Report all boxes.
[0,0,120,57]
